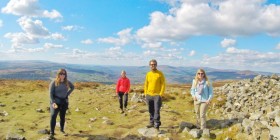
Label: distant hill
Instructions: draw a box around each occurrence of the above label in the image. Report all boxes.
[0,60,275,84]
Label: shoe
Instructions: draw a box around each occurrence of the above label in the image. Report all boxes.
[120,110,124,114]
[60,130,68,136]
[155,127,161,134]
[49,133,54,140]
[146,124,154,128]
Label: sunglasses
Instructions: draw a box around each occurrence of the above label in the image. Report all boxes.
[59,73,66,75]
[150,63,157,66]
[197,73,204,75]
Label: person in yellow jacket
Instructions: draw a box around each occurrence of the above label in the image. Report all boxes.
[144,59,165,131]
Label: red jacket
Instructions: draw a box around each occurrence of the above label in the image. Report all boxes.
[116,77,130,94]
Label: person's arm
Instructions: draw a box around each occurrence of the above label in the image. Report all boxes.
[190,79,197,101]
[144,73,148,96]
[159,72,165,97]
[49,81,56,104]
[125,78,130,94]
[116,79,120,95]
[67,81,75,96]
[206,81,213,104]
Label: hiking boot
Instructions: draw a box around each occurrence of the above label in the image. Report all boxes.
[146,124,154,128]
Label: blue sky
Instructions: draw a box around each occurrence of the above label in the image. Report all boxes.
[0,0,280,73]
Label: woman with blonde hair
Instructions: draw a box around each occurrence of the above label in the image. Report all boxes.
[190,69,213,130]
[49,69,74,138]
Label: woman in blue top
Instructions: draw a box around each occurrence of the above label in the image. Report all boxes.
[190,69,213,130]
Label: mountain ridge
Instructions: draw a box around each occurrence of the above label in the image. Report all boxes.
[0,60,276,84]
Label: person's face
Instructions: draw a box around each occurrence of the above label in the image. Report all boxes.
[149,62,157,71]
[121,72,126,78]
[197,71,205,79]
[59,71,66,79]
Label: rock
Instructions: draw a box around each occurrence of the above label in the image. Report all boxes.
[242,118,253,134]
[6,133,25,140]
[0,110,8,116]
[249,112,262,120]
[36,109,44,113]
[102,120,113,125]
[270,127,280,139]
[188,129,202,138]
[75,108,80,112]
[179,121,195,130]
[202,129,210,138]
[38,129,49,134]
[275,115,280,126]
[138,127,158,138]
[89,117,97,122]
[102,117,109,120]
[0,104,6,107]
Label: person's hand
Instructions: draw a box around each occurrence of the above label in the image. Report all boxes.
[206,100,211,105]
[193,97,197,101]
[52,103,58,109]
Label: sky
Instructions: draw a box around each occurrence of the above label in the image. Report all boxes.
[0,0,280,73]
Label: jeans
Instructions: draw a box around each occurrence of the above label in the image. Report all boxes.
[50,102,68,134]
[118,92,128,110]
[146,95,162,128]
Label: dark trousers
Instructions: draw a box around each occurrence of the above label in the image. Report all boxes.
[146,95,162,128]
[118,92,128,110]
[50,103,68,134]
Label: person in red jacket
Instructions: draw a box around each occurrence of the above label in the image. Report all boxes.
[116,70,130,113]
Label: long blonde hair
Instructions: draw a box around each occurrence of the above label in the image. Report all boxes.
[55,68,69,87]
[194,69,209,86]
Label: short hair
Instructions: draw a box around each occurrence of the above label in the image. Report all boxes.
[149,59,157,65]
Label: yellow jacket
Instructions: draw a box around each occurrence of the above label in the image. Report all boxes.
[144,70,165,96]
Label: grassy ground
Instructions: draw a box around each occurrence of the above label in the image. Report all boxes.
[0,79,235,140]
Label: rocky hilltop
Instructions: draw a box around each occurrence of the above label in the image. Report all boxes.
[212,74,280,139]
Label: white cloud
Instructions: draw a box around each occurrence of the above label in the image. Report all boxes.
[202,47,280,72]
[42,9,62,20]
[108,47,121,51]
[98,28,133,46]
[81,39,93,45]
[189,50,195,56]
[221,38,236,48]
[1,0,62,19]
[61,25,83,31]
[142,42,163,49]
[276,43,280,50]
[44,43,63,49]
[50,33,65,40]
[4,32,39,47]
[136,0,280,43]
[18,17,50,38]
[144,50,157,55]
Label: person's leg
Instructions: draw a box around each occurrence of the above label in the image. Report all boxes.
[50,104,59,135]
[146,95,155,127]
[154,95,162,129]
[59,103,68,132]
[118,92,124,111]
[194,101,201,128]
[200,102,208,129]
[124,94,128,109]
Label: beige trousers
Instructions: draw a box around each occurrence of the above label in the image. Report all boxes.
[194,101,208,129]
